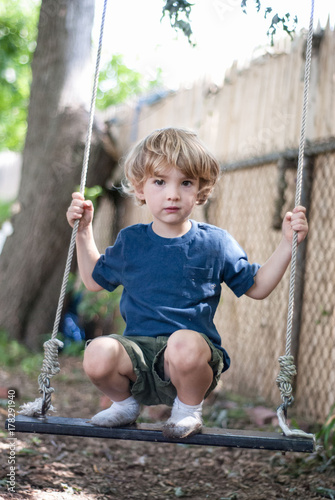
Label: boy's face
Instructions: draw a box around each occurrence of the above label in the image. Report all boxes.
[135,165,200,237]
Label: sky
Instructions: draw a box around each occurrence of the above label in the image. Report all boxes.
[93,0,335,89]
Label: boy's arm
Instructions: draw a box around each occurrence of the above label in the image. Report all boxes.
[245,206,308,300]
[67,192,103,292]
[76,225,103,291]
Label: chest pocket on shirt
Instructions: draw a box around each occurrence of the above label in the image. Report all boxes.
[182,266,217,301]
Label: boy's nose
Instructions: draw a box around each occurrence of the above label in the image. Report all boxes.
[167,191,180,201]
[167,185,180,200]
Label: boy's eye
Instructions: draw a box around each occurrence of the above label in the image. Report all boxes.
[154,179,165,186]
[182,180,193,187]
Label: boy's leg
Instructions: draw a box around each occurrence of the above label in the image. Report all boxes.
[83,336,140,427]
[164,329,213,404]
[163,329,213,437]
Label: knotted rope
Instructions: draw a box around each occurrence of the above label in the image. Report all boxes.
[20,0,108,418]
[276,0,315,441]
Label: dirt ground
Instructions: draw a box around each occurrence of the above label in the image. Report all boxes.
[1,356,335,500]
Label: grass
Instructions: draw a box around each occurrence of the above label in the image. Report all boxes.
[0,330,85,378]
[0,330,44,376]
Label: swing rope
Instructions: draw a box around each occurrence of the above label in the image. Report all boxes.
[20,0,109,418]
[276,0,315,441]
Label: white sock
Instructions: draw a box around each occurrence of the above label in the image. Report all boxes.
[173,396,203,414]
[112,395,138,407]
[163,396,203,438]
[91,395,140,427]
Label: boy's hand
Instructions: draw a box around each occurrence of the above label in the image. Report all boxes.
[66,192,94,231]
[282,205,308,246]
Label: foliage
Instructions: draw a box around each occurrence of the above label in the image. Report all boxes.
[264,9,298,45]
[77,287,122,326]
[66,272,124,335]
[58,335,85,357]
[0,0,40,151]
[0,330,43,376]
[97,54,163,110]
[1,3,162,150]
[163,0,298,46]
[161,0,195,46]
[241,0,298,43]
[316,404,335,459]
[0,200,12,225]
[73,185,104,210]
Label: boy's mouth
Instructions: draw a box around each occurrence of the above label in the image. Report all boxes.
[165,206,180,213]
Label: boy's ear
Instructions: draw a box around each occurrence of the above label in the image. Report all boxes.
[134,184,145,201]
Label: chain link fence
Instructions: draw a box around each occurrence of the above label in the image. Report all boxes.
[204,153,335,422]
[295,153,335,421]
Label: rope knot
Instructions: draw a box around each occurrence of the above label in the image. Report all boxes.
[40,338,64,378]
[276,355,297,406]
[19,338,63,418]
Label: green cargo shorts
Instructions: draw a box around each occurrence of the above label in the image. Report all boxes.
[107,333,225,407]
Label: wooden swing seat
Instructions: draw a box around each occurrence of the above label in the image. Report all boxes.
[7,415,314,453]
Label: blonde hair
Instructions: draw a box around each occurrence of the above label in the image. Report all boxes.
[122,127,220,206]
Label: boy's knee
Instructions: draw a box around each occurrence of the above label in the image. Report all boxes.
[83,337,119,380]
[166,330,210,371]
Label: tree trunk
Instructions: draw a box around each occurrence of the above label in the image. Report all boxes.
[0,0,118,348]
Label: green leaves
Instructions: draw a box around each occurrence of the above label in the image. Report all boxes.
[162,0,195,45]
[241,0,261,14]
[0,1,40,151]
[97,54,162,110]
[1,0,162,147]
[0,330,44,374]
[316,404,335,459]
[241,2,298,45]
[241,2,299,45]
[163,0,298,47]
[0,200,12,225]
[265,10,298,45]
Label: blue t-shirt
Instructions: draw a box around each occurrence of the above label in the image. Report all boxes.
[92,220,260,372]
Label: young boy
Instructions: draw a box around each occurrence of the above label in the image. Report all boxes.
[67,127,308,438]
